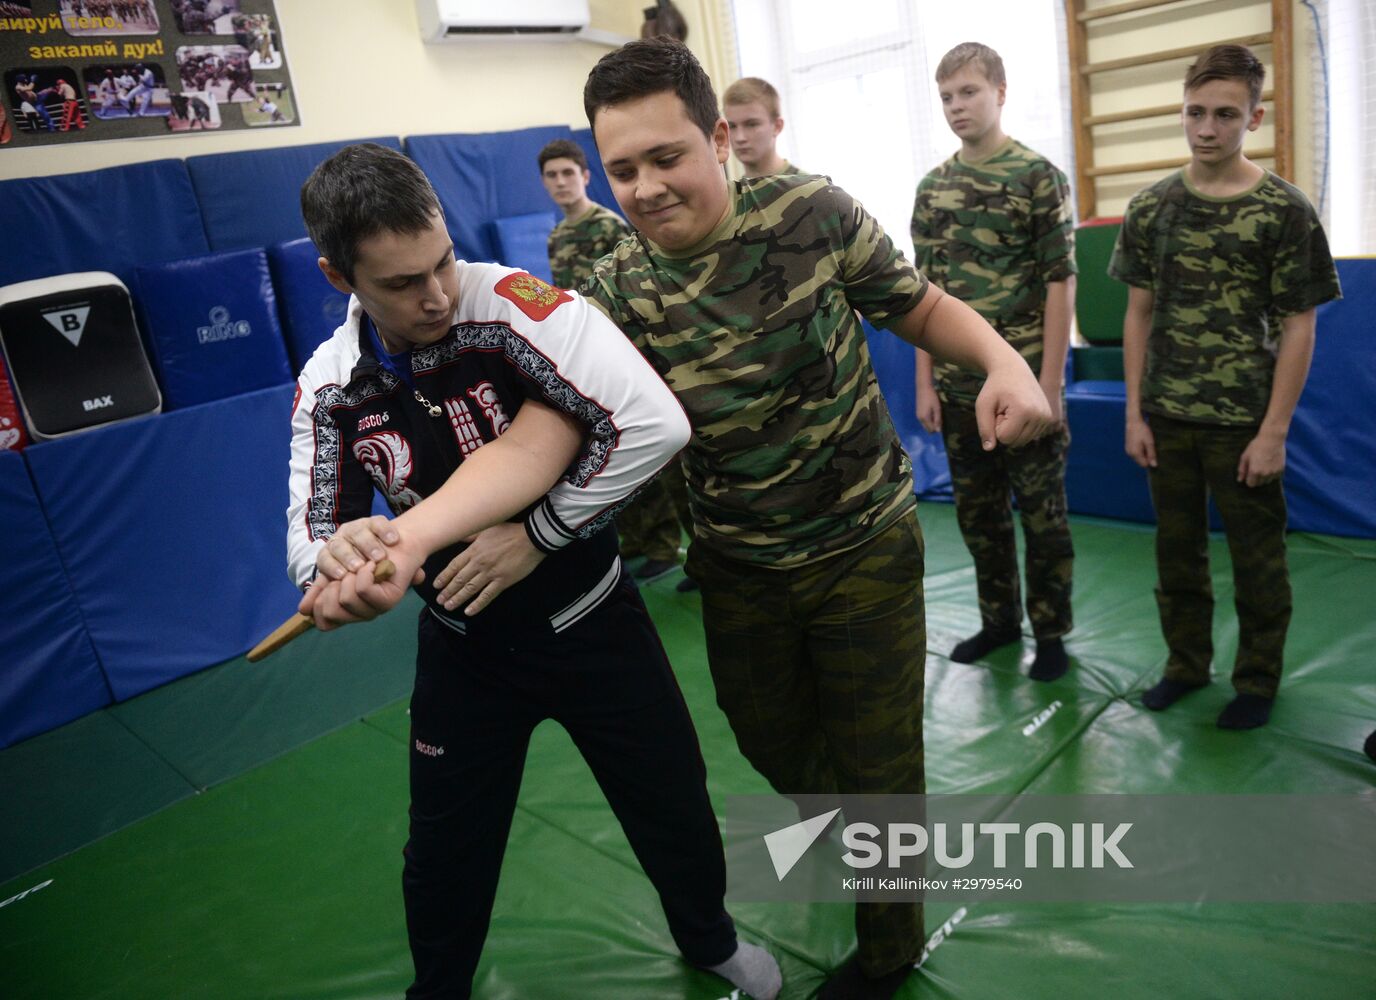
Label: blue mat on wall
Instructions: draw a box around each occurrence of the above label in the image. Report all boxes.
[0,450,109,748]
[571,127,621,218]
[406,126,574,264]
[133,249,294,410]
[861,319,951,499]
[186,137,404,252]
[0,160,210,289]
[492,212,557,282]
[23,385,304,701]
[267,237,351,373]
[1064,383,1155,524]
[1287,257,1375,538]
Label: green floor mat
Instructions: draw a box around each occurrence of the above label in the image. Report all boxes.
[475,817,824,1000]
[2,720,818,1000]
[911,902,1374,999]
[107,594,424,790]
[921,511,1167,698]
[2,723,412,1000]
[912,502,983,578]
[361,695,411,744]
[4,503,1374,999]
[923,659,1112,794]
[1024,698,1376,795]
[0,711,193,884]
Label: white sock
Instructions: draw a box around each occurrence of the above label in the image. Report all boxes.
[707,940,782,1000]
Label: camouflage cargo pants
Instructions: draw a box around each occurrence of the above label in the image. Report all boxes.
[1147,415,1290,697]
[940,399,1074,639]
[617,460,692,563]
[684,510,926,976]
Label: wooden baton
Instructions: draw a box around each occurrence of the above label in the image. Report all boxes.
[246,559,397,662]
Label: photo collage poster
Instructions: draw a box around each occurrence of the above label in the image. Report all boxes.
[1,0,298,149]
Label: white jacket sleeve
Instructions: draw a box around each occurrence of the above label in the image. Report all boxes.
[284,325,370,589]
[285,375,329,589]
[493,279,690,554]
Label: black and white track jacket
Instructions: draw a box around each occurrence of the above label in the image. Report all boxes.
[286,262,689,639]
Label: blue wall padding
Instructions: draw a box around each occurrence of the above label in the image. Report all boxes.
[491,212,557,283]
[570,127,621,217]
[267,238,351,373]
[133,249,293,410]
[405,126,574,263]
[1068,380,1128,399]
[0,450,110,748]
[861,319,951,499]
[1287,258,1375,538]
[24,385,304,701]
[1064,382,1155,524]
[186,137,404,252]
[0,160,210,288]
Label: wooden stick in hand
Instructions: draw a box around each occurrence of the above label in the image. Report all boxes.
[246,559,397,662]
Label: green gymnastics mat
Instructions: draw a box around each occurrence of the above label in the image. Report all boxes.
[2,503,1373,999]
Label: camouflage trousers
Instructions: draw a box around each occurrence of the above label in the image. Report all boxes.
[684,510,926,976]
[1147,415,1290,697]
[941,399,1074,639]
[617,460,692,563]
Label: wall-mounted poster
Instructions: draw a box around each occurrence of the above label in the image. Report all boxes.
[0,0,297,149]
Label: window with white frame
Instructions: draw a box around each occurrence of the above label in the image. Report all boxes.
[1326,0,1376,255]
[730,0,1074,260]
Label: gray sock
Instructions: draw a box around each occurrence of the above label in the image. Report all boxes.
[707,940,782,1000]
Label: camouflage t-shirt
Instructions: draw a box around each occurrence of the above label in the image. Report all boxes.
[1110,170,1341,425]
[744,161,804,178]
[582,174,927,567]
[548,203,631,289]
[911,138,1076,402]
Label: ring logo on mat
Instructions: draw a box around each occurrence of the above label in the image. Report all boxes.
[197,305,253,344]
[414,739,445,757]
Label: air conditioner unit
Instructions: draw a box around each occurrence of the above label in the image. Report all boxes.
[415,0,591,42]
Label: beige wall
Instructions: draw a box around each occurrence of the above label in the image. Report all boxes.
[0,0,735,182]
[1081,0,1317,217]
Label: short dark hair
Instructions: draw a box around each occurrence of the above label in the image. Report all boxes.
[935,42,1005,88]
[538,138,587,173]
[1184,44,1265,107]
[300,143,442,284]
[584,36,720,140]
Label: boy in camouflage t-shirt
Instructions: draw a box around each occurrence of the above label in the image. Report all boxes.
[539,138,632,289]
[582,38,1054,1000]
[912,42,1077,681]
[722,76,803,178]
[539,138,690,582]
[1110,45,1340,730]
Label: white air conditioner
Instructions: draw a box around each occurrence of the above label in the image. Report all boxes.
[415,0,591,42]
